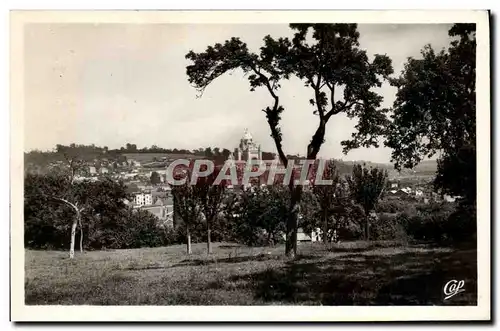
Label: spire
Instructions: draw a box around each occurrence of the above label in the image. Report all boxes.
[243,128,253,141]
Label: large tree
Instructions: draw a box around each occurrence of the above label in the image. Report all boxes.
[186,24,393,257]
[385,23,476,205]
[346,164,388,241]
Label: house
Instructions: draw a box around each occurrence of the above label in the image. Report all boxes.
[141,196,175,228]
[389,189,409,197]
[282,227,322,243]
[89,166,96,175]
[401,187,412,195]
[135,192,153,207]
[100,167,109,174]
[297,228,312,242]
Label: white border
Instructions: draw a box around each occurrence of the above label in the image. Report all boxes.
[10,10,491,322]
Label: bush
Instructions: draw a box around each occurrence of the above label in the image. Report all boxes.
[444,202,476,244]
[337,218,363,241]
[376,198,417,214]
[401,201,476,244]
[371,213,408,241]
[222,186,288,246]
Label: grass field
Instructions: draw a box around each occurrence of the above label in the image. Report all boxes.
[25,241,477,305]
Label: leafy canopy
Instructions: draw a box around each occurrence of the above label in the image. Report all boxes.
[346,164,388,215]
[186,24,394,162]
[385,24,476,201]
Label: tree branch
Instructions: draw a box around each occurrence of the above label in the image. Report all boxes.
[248,62,289,167]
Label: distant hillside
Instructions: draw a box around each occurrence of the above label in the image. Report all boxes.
[123,153,205,163]
[413,160,438,173]
[339,159,437,179]
[25,144,438,181]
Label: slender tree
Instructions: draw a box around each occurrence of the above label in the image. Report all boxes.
[346,164,388,241]
[193,166,226,254]
[311,160,342,243]
[24,173,83,258]
[27,146,88,258]
[24,174,129,257]
[170,168,200,254]
[186,24,393,257]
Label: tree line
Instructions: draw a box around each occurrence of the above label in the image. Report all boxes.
[25,159,475,258]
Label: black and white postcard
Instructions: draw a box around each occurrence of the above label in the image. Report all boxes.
[10,10,491,322]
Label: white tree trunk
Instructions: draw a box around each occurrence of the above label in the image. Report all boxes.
[69,217,78,259]
[186,227,192,255]
[79,225,83,253]
[51,197,83,259]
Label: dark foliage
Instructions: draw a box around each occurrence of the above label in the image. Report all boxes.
[386,23,476,206]
[24,174,169,250]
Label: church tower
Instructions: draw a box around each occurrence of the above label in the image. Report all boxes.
[233,128,262,163]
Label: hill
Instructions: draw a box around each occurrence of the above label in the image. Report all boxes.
[24,144,438,181]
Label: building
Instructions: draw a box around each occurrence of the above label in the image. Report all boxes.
[100,167,109,174]
[282,228,322,243]
[389,189,410,198]
[89,166,97,175]
[140,196,175,228]
[135,192,153,206]
[234,128,262,162]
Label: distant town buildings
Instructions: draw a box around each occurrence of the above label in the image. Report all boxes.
[131,190,175,227]
[135,192,153,206]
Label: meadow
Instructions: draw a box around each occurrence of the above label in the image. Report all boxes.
[25,241,477,306]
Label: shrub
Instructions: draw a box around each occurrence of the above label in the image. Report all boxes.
[371,213,408,241]
[401,200,476,244]
[376,198,417,214]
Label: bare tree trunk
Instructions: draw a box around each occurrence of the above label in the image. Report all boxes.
[322,211,329,244]
[285,186,302,258]
[69,216,78,259]
[79,225,83,253]
[78,216,84,253]
[50,197,82,259]
[207,223,212,255]
[186,227,192,255]
[365,214,370,242]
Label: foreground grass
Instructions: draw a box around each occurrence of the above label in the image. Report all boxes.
[25,241,477,305]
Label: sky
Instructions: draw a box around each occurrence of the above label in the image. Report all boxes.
[24,23,454,163]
